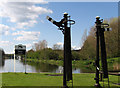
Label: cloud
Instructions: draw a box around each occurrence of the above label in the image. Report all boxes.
[56,42,81,50]
[12,31,40,41]
[0,24,10,35]
[0,1,53,29]
[25,43,32,48]
[56,42,63,46]
[1,0,48,3]
[72,45,81,50]
[0,41,14,46]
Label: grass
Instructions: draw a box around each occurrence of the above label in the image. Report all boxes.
[1,73,119,88]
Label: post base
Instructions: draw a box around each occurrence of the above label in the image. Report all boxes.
[94,83,102,88]
[61,86,69,88]
[25,72,28,74]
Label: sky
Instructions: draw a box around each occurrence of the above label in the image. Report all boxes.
[0,0,118,54]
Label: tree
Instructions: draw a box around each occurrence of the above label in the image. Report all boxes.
[0,48,5,66]
[32,43,39,51]
[27,49,34,53]
[80,27,96,60]
[104,18,118,57]
[80,17,119,59]
[72,51,80,60]
[38,40,48,50]
[48,51,59,60]
[32,40,48,51]
[52,44,62,50]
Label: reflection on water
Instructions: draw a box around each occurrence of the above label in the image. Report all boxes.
[1,59,119,73]
[0,59,82,73]
[26,61,59,73]
[1,57,120,74]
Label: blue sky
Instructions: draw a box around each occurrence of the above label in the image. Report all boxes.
[0,1,118,54]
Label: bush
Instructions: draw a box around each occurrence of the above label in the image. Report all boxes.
[48,51,59,60]
[72,51,80,60]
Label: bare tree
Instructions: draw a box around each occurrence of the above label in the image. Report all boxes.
[52,44,62,50]
[32,40,48,51]
[38,40,48,50]
[32,43,39,51]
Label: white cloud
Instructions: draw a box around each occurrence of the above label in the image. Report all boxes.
[25,43,32,48]
[0,41,14,46]
[56,42,81,50]
[0,1,53,29]
[1,0,48,3]
[12,31,40,41]
[72,45,81,50]
[0,24,10,35]
[5,51,14,54]
[56,42,63,46]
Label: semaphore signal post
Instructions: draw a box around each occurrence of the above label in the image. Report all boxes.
[47,12,75,88]
[95,16,111,87]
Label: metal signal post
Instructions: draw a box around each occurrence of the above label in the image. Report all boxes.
[95,16,101,87]
[47,13,75,88]
[95,16,111,87]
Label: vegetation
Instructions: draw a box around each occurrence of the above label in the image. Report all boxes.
[25,57,119,72]
[0,48,5,66]
[2,73,119,87]
[0,48,5,58]
[80,17,119,59]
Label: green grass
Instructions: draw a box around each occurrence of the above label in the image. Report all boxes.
[1,73,119,88]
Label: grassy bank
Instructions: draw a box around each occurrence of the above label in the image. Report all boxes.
[25,57,119,72]
[2,73,119,87]
[25,59,96,72]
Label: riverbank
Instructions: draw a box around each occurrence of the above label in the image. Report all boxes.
[26,59,96,73]
[25,57,119,72]
[1,72,119,87]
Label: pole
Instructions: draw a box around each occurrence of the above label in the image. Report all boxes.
[95,17,101,87]
[66,27,72,81]
[25,54,27,74]
[95,27,100,87]
[63,13,68,88]
[63,13,73,87]
[46,13,74,88]
[99,29,108,78]
[14,53,15,72]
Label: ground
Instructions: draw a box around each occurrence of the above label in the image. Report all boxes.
[1,73,119,88]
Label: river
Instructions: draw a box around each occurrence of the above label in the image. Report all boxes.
[0,59,81,73]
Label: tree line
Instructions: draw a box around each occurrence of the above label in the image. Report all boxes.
[27,17,119,60]
[80,17,119,60]
[27,40,80,60]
